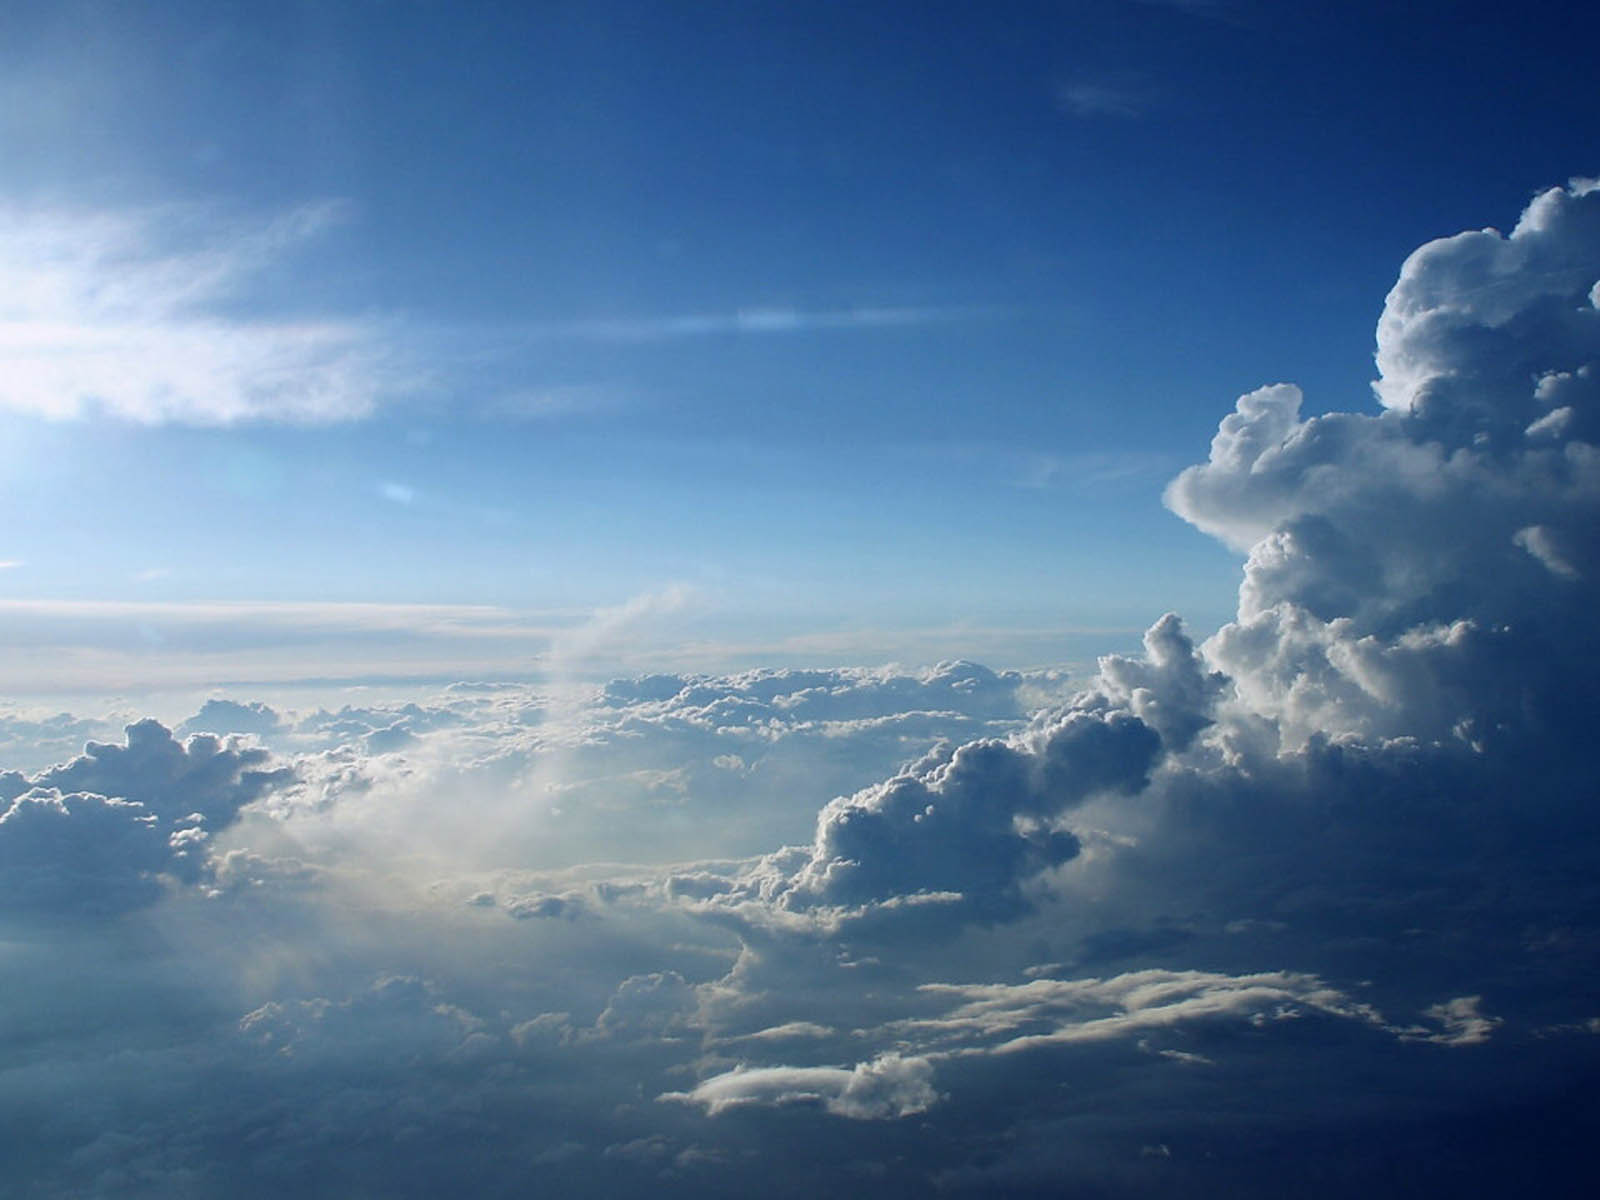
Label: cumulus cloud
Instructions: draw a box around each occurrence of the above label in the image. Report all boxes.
[0,789,170,914]
[0,705,119,773]
[1162,181,1600,751]
[767,704,1159,920]
[0,202,399,424]
[247,658,1066,872]
[1373,180,1600,434]
[0,719,291,914]
[178,699,288,740]
[670,629,1204,931]
[239,975,494,1064]
[8,718,290,825]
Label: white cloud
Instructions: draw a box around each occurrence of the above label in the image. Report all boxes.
[520,305,989,343]
[663,1054,937,1119]
[0,202,399,424]
[0,598,575,690]
[0,718,290,913]
[897,970,1391,1056]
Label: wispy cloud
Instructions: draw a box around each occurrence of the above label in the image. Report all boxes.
[521,305,990,344]
[1015,449,1176,490]
[0,201,400,424]
[482,383,635,422]
[0,596,708,690]
[1054,78,1155,119]
[0,597,539,636]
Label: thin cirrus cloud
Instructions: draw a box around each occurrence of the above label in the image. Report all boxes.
[0,197,989,425]
[0,201,396,425]
[519,305,991,344]
[1053,77,1155,119]
[0,598,570,690]
[0,590,715,691]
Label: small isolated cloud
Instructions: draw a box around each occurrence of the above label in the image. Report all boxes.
[1411,995,1501,1046]
[663,1054,937,1119]
[0,201,399,424]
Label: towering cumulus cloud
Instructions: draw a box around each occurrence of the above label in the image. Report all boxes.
[1169,179,1600,750]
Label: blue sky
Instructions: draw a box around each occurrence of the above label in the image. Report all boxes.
[5,0,1597,689]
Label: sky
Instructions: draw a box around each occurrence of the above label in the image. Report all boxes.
[4,1,1600,1196]
[1,0,1595,691]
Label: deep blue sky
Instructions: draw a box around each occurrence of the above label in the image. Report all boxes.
[2,0,1597,681]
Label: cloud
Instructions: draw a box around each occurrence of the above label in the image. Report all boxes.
[483,383,634,422]
[675,629,1200,930]
[0,598,573,690]
[178,699,288,740]
[663,1054,937,1119]
[0,704,119,773]
[0,202,398,424]
[239,975,493,1065]
[766,705,1159,920]
[0,719,290,913]
[1373,180,1600,433]
[0,788,170,914]
[227,657,1064,874]
[897,969,1392,1056]
[7,717,289,825]
[521,306,988,344]
[1161,186,1600,751]
[1054,79,1153,119]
